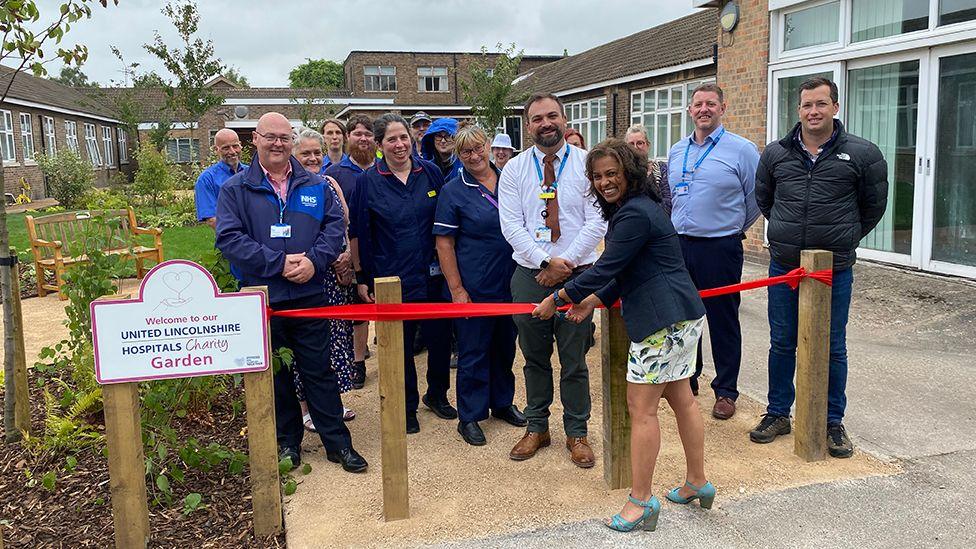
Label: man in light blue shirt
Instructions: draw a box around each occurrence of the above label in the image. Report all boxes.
[667,83,760,420]
[195,128,248,228]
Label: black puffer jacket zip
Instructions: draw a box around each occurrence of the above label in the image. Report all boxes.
[756,120,888,271]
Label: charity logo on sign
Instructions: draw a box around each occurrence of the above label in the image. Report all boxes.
[90,260,269,384]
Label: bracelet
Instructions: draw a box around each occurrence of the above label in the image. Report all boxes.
[552,290,567,308]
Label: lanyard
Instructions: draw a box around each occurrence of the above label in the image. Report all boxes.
[480,190,499,209]
[531,143,570,190]
[682,128,725,180]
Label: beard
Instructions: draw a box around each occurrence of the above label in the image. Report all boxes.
[533,125,563,148]
[348,142,377,166]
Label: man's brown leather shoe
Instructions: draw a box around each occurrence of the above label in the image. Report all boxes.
[566,436,595,468]
[712,396,736,420]
[509,431,551,461]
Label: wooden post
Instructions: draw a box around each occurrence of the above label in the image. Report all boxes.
[601,307,632,489]
[10,248,30,437]
[240,286,282,538]
[794,250,833,462]
[103,381,151,548]
[374,277,409,521]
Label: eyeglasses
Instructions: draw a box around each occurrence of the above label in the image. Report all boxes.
[459,147,485,159]
[433,133,454,143]
[255,131,293,145]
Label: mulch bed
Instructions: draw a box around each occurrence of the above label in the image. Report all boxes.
[0,381,286,548]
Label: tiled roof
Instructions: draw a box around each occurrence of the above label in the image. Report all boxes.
[515,10,717,96]
[0,65,119,119]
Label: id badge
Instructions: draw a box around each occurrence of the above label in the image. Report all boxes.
[539,191,555,200]
[674,181,690,197]
[429,262,442,277]
[270,223,292,238]
[534,226,552,243]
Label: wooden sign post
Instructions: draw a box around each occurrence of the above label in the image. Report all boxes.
[794,249,834,461]
[91,261,280,545]
[374,276,409,521]
[9,248,31,439]
[601,307,631,489]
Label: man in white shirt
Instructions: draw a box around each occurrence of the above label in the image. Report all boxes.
[499,92,608,468]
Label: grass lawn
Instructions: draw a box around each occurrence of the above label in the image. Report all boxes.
[4,210,215,263]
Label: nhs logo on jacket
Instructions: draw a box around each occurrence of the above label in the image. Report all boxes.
[290,186,326,220]
[300,194,317,207]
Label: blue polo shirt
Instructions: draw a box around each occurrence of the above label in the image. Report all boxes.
[666,125,760,238]
[324,156,368,201]
[433,167,514,302]
[348,157,445,301]
[195,160,248,221]
[321,153,349,173]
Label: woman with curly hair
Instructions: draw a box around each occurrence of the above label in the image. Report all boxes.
[533,138,714,533]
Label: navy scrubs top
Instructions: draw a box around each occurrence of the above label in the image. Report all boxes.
[349,157,445,301]
[433,166,515,303]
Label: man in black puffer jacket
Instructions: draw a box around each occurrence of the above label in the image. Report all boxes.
[751,77,888,459]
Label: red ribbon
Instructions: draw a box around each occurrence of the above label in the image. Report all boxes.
[270,267,832,321]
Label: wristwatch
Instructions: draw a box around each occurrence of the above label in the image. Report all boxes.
[540,256,552,270]
[552,290,567,308]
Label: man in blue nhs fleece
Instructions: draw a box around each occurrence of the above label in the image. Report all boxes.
[667,83,760,422]
[216,112,367,474]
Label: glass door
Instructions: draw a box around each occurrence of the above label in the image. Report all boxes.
[923,44,976,277]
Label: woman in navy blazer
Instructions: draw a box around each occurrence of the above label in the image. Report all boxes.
[534,139,715,533]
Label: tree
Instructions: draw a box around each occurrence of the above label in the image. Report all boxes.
[223,66,249,88]
[288,58,344,89]
[132,71,167,89]
[460,43,528,135]
[1,0,116,443]
[51,65,98,87]
[143,0,225,163]
[290,90,337,130]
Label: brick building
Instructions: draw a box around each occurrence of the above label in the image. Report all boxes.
[0,66,132,200]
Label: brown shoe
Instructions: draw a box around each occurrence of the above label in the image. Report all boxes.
[712,396,736,420]
[509,431,551,461]
[566,436,595,468]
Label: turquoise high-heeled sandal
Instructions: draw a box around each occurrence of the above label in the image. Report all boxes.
[666,480,716,509]
[605,494,661,532]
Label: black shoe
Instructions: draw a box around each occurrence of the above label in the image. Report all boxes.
[690,377,700,396]
[458,421,486,446]
[278,446,301,468]
[450,353,458,369]
[827,423,854,458]
[492,405,527,427]
[413,331,425,355]
[586,323,596,350]
[422,393,458,420]
[351,361,366,389]
[406,413,420,434]
[326,447,368,473]
[749,414,791,444]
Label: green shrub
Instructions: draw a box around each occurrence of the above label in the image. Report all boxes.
[81,188,131,211]
[134,142,174,214]
[36,150,95,209]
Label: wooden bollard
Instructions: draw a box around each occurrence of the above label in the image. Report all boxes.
[240,286,282,538]
[794,250,833,461]
[10,248,30,438]
[601,307,632,489]
[374,277,409,521]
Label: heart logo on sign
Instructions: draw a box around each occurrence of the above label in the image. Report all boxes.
[162,270,193,298]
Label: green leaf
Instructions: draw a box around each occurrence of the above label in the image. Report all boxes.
[278,456,293,475]
[155,474,171,494]
[182,492,203,514]
[301,463,311,475]
[65,455,78,472]
[283,478,297,496]
[41,471,56,491]
[170,467,185,484]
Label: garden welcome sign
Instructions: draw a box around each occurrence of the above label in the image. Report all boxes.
[90,260,268,384]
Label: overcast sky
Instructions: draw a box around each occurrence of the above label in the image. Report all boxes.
[17,0,697,87]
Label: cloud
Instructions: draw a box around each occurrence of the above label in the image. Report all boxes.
[21,0,696,87]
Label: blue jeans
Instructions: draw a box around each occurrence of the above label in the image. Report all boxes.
[766,259,853,424]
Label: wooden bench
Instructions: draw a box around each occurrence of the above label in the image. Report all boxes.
[25,208,163,299]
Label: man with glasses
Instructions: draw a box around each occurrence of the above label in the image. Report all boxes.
[216,112,368,474]
[498,93,607,468]
[410,111,432,157]
[420,117,463,179]
[195,128,247,228]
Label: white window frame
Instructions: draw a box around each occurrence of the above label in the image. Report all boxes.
[43,116,56,154]
[363,65,397,92]
[565,97,607,151]
[65,120,80,153]
[101,126,114,167]
[84,122,101,166]
[118,127,128,164]
[629,78,716,160]
[777,0,846,60]
[165,137,200,164]
[417,66,449,92]
[19,113,35,162]
[1,110,16,164]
